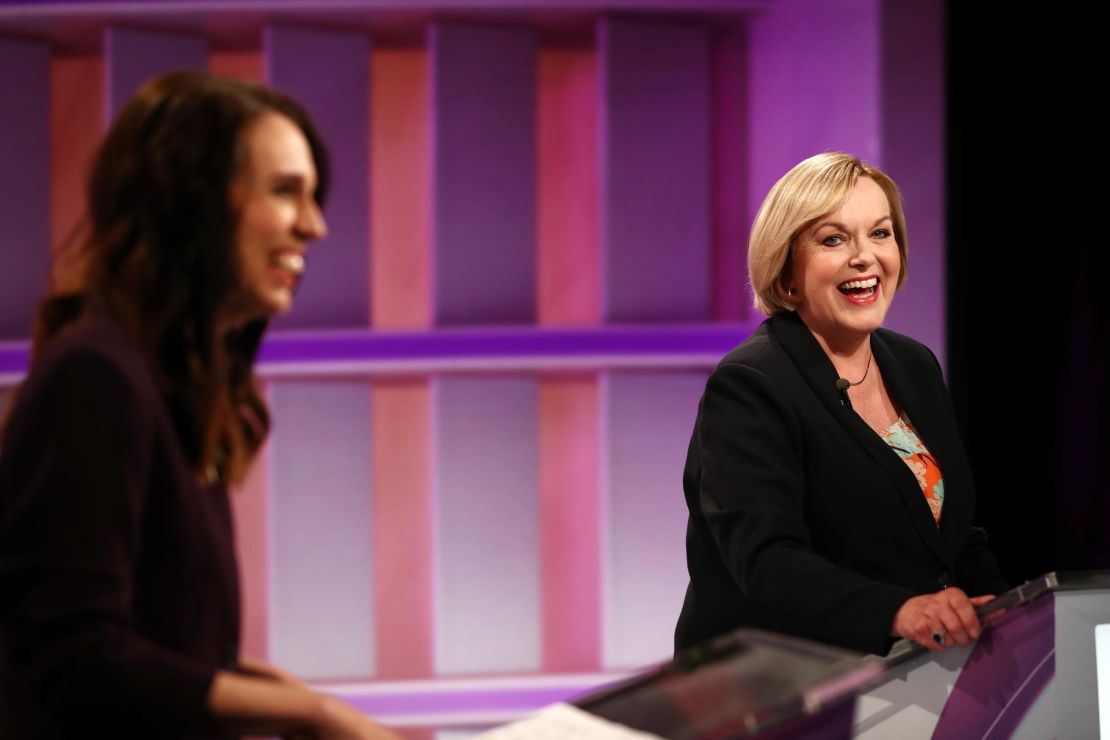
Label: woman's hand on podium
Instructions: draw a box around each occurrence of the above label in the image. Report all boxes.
[208,659,401,739]
[891,588,995,651]
[310,695,401,740]
[236,656,310,690]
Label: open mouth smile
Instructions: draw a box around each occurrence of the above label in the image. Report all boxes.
[269,252,305,277]
[837,276,879,304]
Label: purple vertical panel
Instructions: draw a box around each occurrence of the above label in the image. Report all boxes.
[0,37,48,339]
[747,0,881,216]
[879,0,946,367]
[265,27,370,329]
[434,377,540,673]
[430,23,537,325]
[104,27,207,119]
[601,370,706,669]
[600,19,712,322]
[270,380,375,680]
[713,31,750,323]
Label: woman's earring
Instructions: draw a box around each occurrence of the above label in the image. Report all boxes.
[787,288,797,297]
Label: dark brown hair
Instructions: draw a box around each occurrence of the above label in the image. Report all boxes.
[33,70,329,484]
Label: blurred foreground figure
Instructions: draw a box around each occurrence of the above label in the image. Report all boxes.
[0,71,396,739]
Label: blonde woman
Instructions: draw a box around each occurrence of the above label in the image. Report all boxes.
[675,152,1006,656]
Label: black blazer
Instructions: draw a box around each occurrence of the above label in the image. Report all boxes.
[674,311,1006,655]
[0,313,239,738]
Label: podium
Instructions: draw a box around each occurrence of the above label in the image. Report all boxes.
[575,631,880,738]
[855,571,1110,738]
[568,572,1110,739]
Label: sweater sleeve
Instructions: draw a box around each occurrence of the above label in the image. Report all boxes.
[697,361,915,655]
[0,347,218,732]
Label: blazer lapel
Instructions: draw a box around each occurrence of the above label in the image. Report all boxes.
[770,313,952,565]
[871,332,969,565]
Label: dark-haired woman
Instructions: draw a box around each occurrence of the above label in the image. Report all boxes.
[0,72,396,739]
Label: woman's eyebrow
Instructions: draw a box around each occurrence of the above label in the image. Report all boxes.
[812,215,892,232]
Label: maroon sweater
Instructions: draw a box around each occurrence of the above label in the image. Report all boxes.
[0,314,240,738]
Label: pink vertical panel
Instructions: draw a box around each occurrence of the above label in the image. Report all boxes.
[536,47,602,673]
[50,55,103,256]
[370,48,435,682]
[372,380,434,679]
[537,48,600,327]
[371,49,431,330]
[712,32,749,322]
[231,432,271,662]
[209,50,263,83]
[210,47,271,669]
[539,376,601,671]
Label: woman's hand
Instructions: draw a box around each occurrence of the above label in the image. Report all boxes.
[891,588,994,651]
[236,656,309,689]
[208,668,401,739]
[313,696,400,740]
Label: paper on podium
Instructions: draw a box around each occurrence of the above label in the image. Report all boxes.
[477,703,663,739]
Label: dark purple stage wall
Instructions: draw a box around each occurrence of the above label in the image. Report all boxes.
[947,2,1108,584]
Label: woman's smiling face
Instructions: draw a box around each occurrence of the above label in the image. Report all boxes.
[224,111,327,326]
[788,176,901,348]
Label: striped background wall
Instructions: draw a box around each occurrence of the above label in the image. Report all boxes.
[0,0,945,735]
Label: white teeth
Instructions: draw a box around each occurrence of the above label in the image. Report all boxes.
[271,253,305,275]
[839,277,878,290]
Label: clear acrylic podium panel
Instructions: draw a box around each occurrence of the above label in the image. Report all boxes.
[854,571,1110,739]
[575,629,881,739]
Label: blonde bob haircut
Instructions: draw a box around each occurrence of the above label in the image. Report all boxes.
[748,152,908,316]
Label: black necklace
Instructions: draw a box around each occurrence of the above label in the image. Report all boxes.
[834,352,872,392]
[844,352,872,387]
